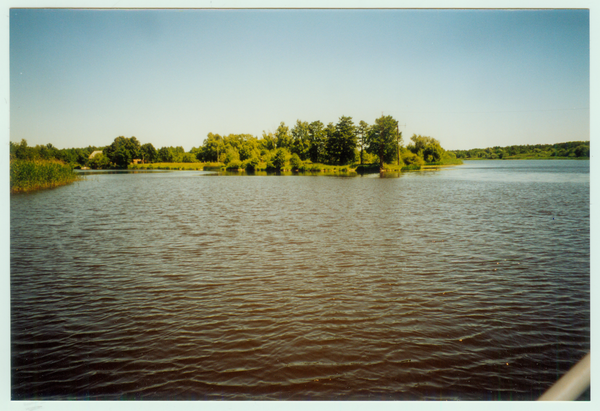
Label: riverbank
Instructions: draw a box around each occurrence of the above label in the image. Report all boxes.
[10,159,81,193]
[463,156,589,160]
[128,158,464,173]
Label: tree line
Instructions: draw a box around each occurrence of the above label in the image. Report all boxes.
[10,115,454,171]
[450,141,590,160]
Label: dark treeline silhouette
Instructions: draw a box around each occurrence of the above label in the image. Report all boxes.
[450,141,590,159]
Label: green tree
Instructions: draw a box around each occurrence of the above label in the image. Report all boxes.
[422,142,444,163]
[366,115,401,169]
[357,120,370,165]
[202,133,225,162]
[327,116,357,165]
[259,131,277,152]
[270,148,288,171]
[104,136,141,168]
[289,153,302,170]
[88,153,111,169]
[308,120,327,163]
[223,146,240,164]
[290,120,311,160]
[407,134,440,157]
[275,122,292,149]
[140,143,157,163]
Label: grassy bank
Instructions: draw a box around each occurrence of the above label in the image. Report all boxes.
[10,159,81,193]
[129,162,208,170]
[128,157,464,174]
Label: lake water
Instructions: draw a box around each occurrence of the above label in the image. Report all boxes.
[10,160,590,400]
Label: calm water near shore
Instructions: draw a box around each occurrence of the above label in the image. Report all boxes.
[11,160,590,400]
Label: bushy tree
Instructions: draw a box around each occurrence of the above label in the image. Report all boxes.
[401,150,424,167]
[308,120,327,163]
[407,134,440,157]
[259,131,277,152]
[327,116,357,165]
[275,122,292,149]
[270,148,288,170]
[88,153,110,169]
[291,120,311,160]
[366,115,401,169]
[201,133,225,162]
[357,120,371,165]
[140,143,157,163]
[289,153,302,170]
[104,136,141,168]
[223,146,240,164]
[422,142,444,163]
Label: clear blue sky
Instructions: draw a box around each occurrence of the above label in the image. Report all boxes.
[9,7,590,151]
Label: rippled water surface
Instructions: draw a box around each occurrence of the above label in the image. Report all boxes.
[11,160,590,400]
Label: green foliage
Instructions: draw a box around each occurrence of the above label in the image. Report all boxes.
[88,153,111,169]
[327,116,357,165]
[10,159,80,193]
[289,153,303,170]
[181,153,198,163]
[260,131,277,151]
[275,122,292,149]
[451,141,590,159]
[357,120,371,165]
[291,120,311,160]
[104,136,142,168]
[401,164,422,171]
[407,135,440,155]
[140,143,157,163]
[401,150,425,167]
[243,156,260,171]
[223,146,240,164]
[269,148,289,170]
[423,142,444,163]
[226,159,243,170]
[366,115,402,168]
[308,120,327,164]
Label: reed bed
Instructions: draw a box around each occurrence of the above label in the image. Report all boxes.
[10,159,81,193]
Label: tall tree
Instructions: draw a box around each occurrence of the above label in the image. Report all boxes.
[308,120,327,163]
[366,115,401,170]
[407,134,440,156]
[290,120,311,160]
[275,122,292,149]
[104,136,141,168]
[202,133,225,162]
[357,120,370,165]
[327,116,357,165]
[140,143,157,163]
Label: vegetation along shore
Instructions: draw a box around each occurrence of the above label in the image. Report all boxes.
[10,158,81,194]
[10,114,589,192]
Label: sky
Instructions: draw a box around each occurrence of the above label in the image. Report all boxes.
[6,6,591,152]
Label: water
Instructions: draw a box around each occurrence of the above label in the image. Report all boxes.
[11,160,590,400]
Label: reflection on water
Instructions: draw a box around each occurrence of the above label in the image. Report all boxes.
[11,160,589,400]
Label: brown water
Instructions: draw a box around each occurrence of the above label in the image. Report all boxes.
[11,160,590,400]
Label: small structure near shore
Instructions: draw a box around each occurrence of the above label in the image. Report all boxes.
[89,151,103,159]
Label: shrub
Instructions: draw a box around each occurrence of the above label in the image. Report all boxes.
[289,153,303,170]
[226,159,243,170]
[269,148,288,171]
[243,157,260,171]
[402,151,425,167]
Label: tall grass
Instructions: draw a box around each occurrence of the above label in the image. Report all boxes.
[10,159,81,193]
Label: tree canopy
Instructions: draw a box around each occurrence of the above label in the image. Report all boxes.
[366,115,401,169]
[104,136,141,168]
